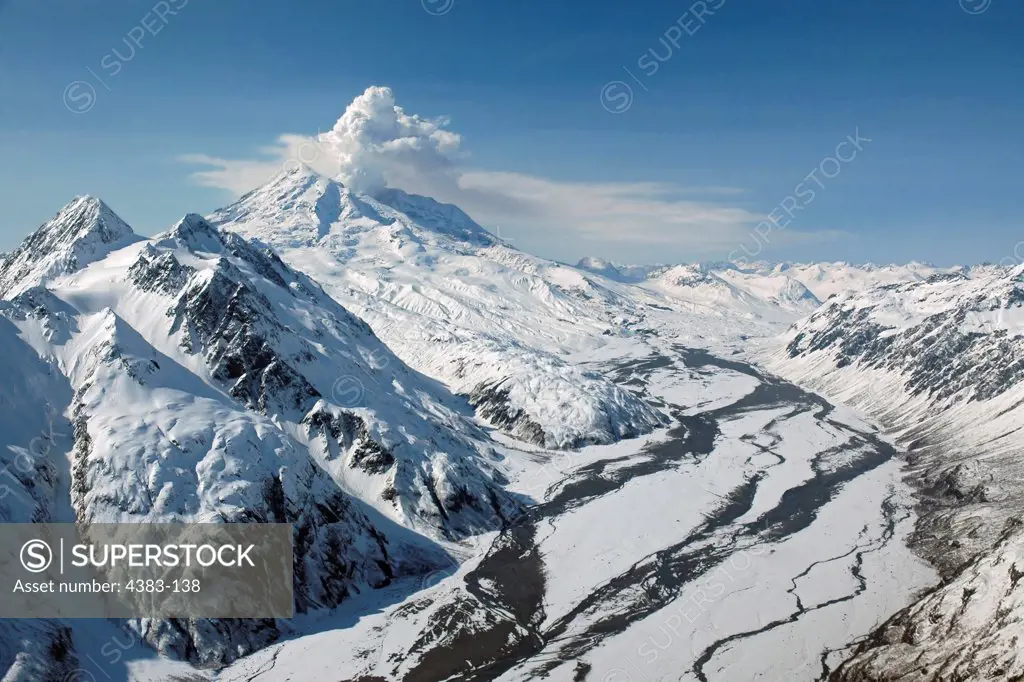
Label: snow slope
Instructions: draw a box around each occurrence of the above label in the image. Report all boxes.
[0,199,520,668]
[211,167,669,449]
[768,265,1024,679]
[0,307,80,682]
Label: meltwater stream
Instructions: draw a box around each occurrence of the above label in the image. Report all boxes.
[382,346,931,682]
[221,345,935,682]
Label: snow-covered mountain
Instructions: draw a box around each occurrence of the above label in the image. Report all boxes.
[0,198,521,670]
[4,177,1017,681]
[577,256,952,302]
[0,195,143,299]
[573,258,822,325]
[211,166,668,449]
[771,266,1024,510]
[768,265,1024,679]
[644,263,821,319]
[746,260,955,300]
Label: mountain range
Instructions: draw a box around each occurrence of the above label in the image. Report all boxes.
[1,169,1021,681]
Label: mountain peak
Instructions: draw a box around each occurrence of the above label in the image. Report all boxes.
[156,212,227,252]
[265,163,333,192]
[208,167,352,246]
[52,195,133,239]
[0,196,140,299]
[172,212,217,236]
[210,168,500,251]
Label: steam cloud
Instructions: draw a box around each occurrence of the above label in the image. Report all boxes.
[319,86,462,193]
[182,85,838,262]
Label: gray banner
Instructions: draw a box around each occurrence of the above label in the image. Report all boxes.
[0,523,293,618]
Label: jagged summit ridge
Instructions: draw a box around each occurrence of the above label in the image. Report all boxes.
[0,196,141,299]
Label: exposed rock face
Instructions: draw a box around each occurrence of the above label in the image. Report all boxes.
[210,167,668,450]
[168,260,322,414]
[0,202,521,668]
[127,246,196,296]
[784,284,1024,404]
[469,378,550,447]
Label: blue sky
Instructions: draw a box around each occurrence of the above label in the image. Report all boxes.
[0,0,1021,265]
